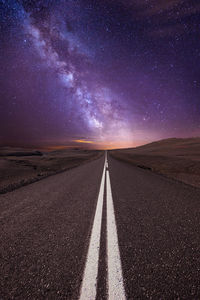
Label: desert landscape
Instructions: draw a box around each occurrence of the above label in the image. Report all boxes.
[110,137,200,188]
[0,147,102,194]
[2,137,200,194]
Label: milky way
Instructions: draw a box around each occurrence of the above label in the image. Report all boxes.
[1,0,200,148]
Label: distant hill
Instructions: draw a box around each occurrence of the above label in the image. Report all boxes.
[114,137,200,159]
[0,147,43,157]
[110,137,200,188]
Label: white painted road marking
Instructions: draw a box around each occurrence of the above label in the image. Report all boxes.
[106,157,126,300]
[79,152,126,300]
[79,156,106,300]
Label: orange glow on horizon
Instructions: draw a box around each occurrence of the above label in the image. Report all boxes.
[42,145,74,151]
[89,140,148,150]
[74,139,95,144]
[37,139,150,151]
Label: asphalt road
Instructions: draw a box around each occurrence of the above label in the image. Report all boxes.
[1,152,200,299]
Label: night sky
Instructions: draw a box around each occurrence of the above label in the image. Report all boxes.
[1,0,200,149]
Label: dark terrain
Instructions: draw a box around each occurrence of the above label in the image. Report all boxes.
[110,137,200,188]
[0,147,102,194]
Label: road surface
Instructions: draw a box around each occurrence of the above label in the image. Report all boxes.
[0,152,200,299]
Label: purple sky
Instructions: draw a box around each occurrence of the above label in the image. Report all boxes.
[1,0,200,149]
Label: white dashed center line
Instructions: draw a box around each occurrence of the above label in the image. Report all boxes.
[79,152,126,300]
[106,157,126,300]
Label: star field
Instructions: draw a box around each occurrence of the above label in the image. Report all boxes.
[1,0,200,148]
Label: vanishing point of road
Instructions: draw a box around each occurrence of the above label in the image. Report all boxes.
[1,152,200,299]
